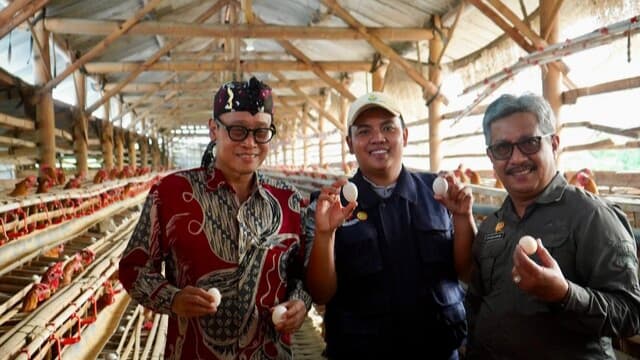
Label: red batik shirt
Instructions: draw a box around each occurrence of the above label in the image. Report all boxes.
[119,166,311,359]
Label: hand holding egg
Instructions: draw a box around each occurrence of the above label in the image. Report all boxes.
[208,287,222,307]
[519,235,538,255]
[342,182,358,203]
[271,304,287,324]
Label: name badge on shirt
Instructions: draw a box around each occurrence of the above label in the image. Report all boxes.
[484,232,505,243]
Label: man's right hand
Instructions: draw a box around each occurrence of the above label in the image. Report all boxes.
[314,179,357,235]
[171,286,217,317]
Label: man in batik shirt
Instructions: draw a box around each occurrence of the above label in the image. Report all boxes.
[119,77,312,359]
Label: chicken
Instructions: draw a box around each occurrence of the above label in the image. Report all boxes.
[39,164,58,185]
[79,249,95,266]
[9,175,37,197]
[36,176,52,194]
[43,244,64,258]
[64,177,83,189]
[576,171,599,195]
[108,168,119,180]
[62,257,84,286]
[119,165,133,179]
[56,169,66,187]
[93,169,109,184]
[453,164,469,183]
[567,168,594,185]
[465,168,481,185]
[42,262,64,294]
[21,283,52,312]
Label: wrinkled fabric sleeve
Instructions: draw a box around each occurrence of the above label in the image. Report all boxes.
[119,186,180,315]
[286,191,313,311]
[559,205,640,338]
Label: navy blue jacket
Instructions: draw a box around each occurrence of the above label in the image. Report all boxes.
[309,167,466,359]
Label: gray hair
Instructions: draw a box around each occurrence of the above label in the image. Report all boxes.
[482,93,556,146]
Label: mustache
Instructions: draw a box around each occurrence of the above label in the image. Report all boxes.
[505,163,536,175]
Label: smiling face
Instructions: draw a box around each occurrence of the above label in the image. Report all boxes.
[346,107,407,185]
[213,111,272,181]
[487,112,559,205]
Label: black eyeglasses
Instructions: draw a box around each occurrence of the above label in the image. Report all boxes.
[487,134,553,160]
[215,118,276,144]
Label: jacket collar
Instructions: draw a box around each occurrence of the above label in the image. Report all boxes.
[352,165,417,209]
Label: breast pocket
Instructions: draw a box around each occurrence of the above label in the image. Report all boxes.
[478,236,508,293]
[537,225,574,276]
[335,222,382,280]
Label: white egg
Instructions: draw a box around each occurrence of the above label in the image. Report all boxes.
[519,235,538,255]
[32,275,41,282]
[208,287,222,307]
[342,182,358,203]
[105,352,119,360]
[432,176,448,197]
[271,304,287,324]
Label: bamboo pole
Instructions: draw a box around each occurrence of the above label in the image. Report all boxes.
[562,75,640,104]
[428,16,444,172]
[321,0,447,105]
[72,70,89,175]
[101,118,115,170]
[32,10,56,167]
[115,128,125,170]
[302,103,309,169]
[36,0,162,96]
[318,91,329,167]
[0,0,49,40]
[84,0,233,114]
[128,132,138,170]
[44,18,434,41]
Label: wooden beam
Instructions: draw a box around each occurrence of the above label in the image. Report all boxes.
[468,0,535,52]
[321,0,446,105]
[43,18,434,41]
[273,72,345,133]
[0,135,36,148]
[542,0,564,41]
[251,15,356,101]
[109,78,327,93]
[36,0,162,96]
[561,121,640,139]
[83,60,372,73]
[0,0,31,26]
[0,0,49,40]
[562,75,640,104]
[562,139,615,152]
[0,113,34,130]
[85,0,231,114]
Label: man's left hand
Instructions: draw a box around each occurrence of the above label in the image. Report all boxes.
[512,238,569,303]
[272,299,307,334]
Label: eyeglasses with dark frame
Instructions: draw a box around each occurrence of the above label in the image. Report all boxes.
[215,118,276,144]
[487,134,553,160]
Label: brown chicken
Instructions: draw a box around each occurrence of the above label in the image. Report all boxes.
[56,169,66,187]
[40,164,58,186]
[62,257,84,286]
[42,243,64,258]
[93,169,109,184]
[64,177,83,189]
[576,171,599,195]
[567,168,594,185]
[21,283,52,312]
[453,164,469,183]
[9,175,37,197]
[36,176,52,194]
[464,168,481,185]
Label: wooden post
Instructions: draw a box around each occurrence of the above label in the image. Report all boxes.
[115,128,124,170]
[428,16,444,172]
[318,89,329,167]
[139,136,148,169]
[128,131,137,169]
[33,11,56,167]
[290,117,297,167]
[541,0,562,165]
[101,119,114,170]
[371,57,388,92]
[340,96,349,173]
[302,103,308,169]
[151,136,161,170]
[72,70,89,175]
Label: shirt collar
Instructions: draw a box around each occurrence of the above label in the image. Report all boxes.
[495,171,566,220]
[352,165,417,208]
[205,166,266,199]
